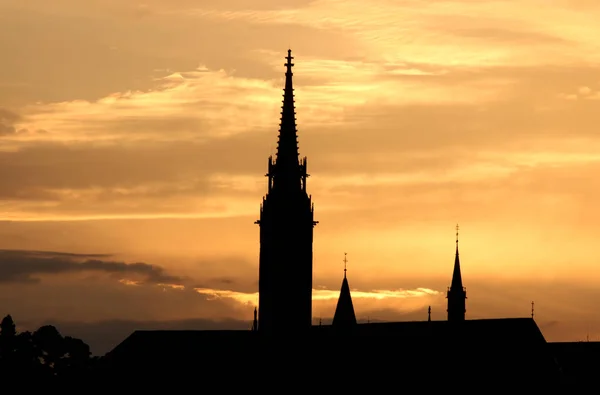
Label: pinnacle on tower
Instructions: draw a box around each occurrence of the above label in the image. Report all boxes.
[252,307,258,331]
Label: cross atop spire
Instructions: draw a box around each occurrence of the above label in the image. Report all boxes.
[456,223,459,248]
[343,252,348,278]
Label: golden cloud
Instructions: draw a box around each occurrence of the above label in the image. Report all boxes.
[193,286,440,307]
[181,0,600,66]
[12,57,509,146]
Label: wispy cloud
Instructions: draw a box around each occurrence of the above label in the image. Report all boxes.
[11,58,505,147]
[192,286,444,320]
[182,0,600,66]
[559,85,600,100]
[193,286,440,306]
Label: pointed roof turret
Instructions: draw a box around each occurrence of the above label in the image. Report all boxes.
[333,253,357,328]
[451,224,463,290]
[273,49,301,189]
[447,224,467,321]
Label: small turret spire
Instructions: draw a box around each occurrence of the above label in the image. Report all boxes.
[333,253,357,329]
[447,223,467,321]
[451,223,463,290]
[428,306,431,322]
[531,301,535,319]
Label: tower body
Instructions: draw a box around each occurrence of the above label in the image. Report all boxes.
[255,50,317,334]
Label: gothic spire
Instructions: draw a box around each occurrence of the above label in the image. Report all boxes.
[451,224,463,290]
[333,253,357,328]
[275,49,301,179]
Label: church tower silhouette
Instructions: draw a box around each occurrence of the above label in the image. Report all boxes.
[447,224,467,321]
[255,50,318,333]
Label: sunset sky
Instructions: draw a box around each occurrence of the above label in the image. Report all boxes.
[2,0,600,354]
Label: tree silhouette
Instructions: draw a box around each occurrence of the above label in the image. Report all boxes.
[0,315,17,370]
[0,315,16,337]
[34,325,64,371]
[14,331,40,373]
[0,314,95,380]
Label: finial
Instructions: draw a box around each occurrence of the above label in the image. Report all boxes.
[428,306,431,322]
[285,49,294,71]
[319,317,322,326]
[455,223,459,247]
[343,252,348,278]
[531,301,534,319]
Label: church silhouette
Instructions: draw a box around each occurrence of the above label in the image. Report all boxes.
[102,50,565,389]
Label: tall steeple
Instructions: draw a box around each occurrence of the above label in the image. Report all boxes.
[256,50,317,334]
[274,50,301,186]
[333,253,357,329]
[447,224,467,321]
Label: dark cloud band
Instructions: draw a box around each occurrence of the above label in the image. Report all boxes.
[0,249,184,285]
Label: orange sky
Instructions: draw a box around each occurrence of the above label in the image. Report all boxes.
[1,0,600,353]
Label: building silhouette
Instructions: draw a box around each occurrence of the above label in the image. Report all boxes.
[254,50,317,333]
[102,50,572,389]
